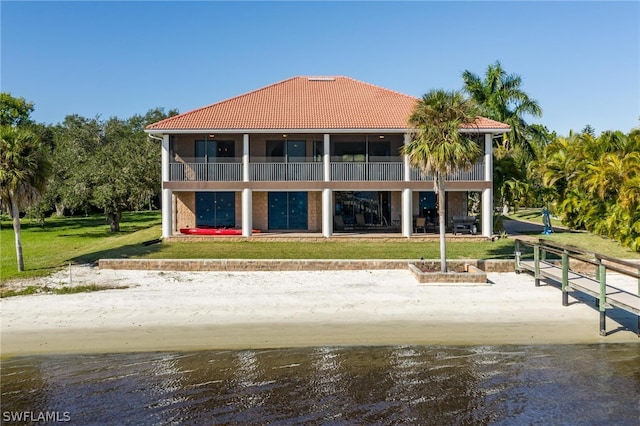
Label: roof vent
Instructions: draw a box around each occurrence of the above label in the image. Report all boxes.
[307,77,335,81]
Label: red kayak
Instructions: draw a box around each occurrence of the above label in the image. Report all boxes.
[179,227,261,235]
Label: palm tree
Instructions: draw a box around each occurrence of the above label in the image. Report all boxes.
[0,126,50,271]
[535,128,640,251]
[462,61,542,157]
[402,90,481,272]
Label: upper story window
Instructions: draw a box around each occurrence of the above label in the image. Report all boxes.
[195,140,235,162]
[266,140,307,162]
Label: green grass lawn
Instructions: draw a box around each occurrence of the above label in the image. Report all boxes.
[2,209,637,283]
[2,211,513,282]
[505,208,640,259]
[144,239,515,261]
[1,211,162,281]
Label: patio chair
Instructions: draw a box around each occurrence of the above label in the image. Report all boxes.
[355,213,366,229]
[334,215,346,231]
[415,217,427,233]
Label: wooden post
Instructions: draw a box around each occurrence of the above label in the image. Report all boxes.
[594,258,602,308]
[599,263,607,336]
[534,244,540,287]
[562,250,569,306]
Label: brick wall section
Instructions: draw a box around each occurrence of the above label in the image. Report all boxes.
[308,191,321,231]
[253,192,268,230]
[176,192,196,229]
[234,191,241,227]
[98,258,515,272]
[408,263,487,283]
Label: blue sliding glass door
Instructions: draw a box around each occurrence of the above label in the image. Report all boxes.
[196,192,235,227]
[268,192,308,230]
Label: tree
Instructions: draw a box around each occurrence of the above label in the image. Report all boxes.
[88,109,176,231]
[402,90,481,272]
[462,61,542,157]
[534,129,640,251]
[43,115,104,216]
[0,126,51,271]
[0,93,35,127]
[37,108,177,230]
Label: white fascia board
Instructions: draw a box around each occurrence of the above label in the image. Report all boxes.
[145,128,410,135]
[146,127,509,135]
[460,128,510,135]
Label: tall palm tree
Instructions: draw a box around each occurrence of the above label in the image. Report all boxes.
[462,61,542,157]
[402,90,481,272]
[0,126,50,271]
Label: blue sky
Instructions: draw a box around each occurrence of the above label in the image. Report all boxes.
[2,1,638,136]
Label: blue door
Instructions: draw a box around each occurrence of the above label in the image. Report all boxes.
[268,192,308,230]
[196,192,235,227]
[419,191,437,224]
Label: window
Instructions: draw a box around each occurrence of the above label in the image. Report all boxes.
[266,140,306,162]
[195,140,235,162]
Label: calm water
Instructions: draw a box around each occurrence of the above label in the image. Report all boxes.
[2,345,639,425]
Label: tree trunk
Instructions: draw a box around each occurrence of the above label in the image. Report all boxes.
[11,197,24,272]
[54,203,65,217]
[107,209,122,232]
[436,174,447,273]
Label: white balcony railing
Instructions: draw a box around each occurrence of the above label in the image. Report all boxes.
[170,162,243,181]
[410,161,485,182]
[168,160,485,182]
[250,162,324,181]
[330,162,404,181]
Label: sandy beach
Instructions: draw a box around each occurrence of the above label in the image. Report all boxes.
[2,266,639,357]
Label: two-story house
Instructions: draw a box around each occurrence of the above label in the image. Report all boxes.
[145,76,509,239]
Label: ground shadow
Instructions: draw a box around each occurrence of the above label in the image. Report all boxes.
[503,218,582,235]
[8,212,161,234]
[536,276,639,336]
[70,240,164,266]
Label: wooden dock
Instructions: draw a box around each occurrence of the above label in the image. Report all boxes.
[515,239,640,337]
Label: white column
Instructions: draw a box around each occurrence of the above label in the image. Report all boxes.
[241,137,251,236]
[242,188,252,237]
[243,134,250,182]
[322,188,332,237]
[161,135,173,238]
[322,135,332,237]
[482,133,493,237]
[484,133,493,182]
[323,134,330,181]
[162,189,173,237]
[402,188,412,237]
[402,133,412,237]
[403,133,411,181]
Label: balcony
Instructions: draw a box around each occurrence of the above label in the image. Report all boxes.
[410,161,485,181]
[250,158,324,181]
[331,161,404,181]
[170,159,242,182]
[168,159,486,182]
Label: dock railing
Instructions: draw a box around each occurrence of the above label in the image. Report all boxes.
[515,238,640,337]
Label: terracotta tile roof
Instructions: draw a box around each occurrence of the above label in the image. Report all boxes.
[146,76,509,131]
[467,116,511,130]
